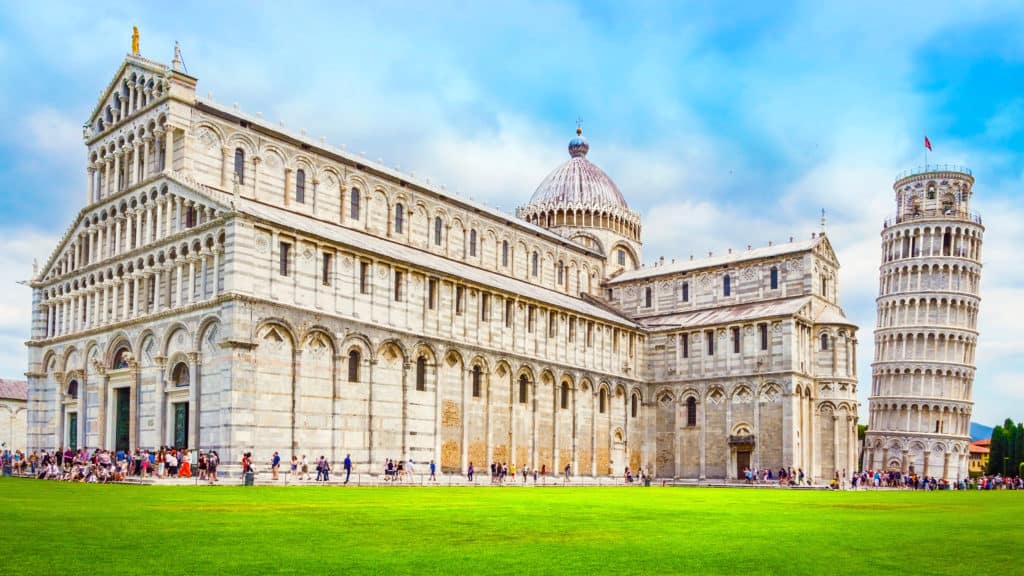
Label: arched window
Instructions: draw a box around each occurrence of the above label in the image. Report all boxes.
[770,266,778,290]
[350,188,361,221]
[66,380,79,400]
[472,365,482,398]
[617,249,625,266]
[557,261,564,286]
[561,382,569,409]
[394,203,404,234]
[686,397,697,427]
[501,240,509,267]
[172,362,190,387]
[518,375,528,404]
[233,148,245,184]
[295,169,306,203]
[112,346,131,369]
[434,217,443,245]
[468,229,477,257]
[820,333,829,351]
[347,349,361,382]
[531,252,539,277]
[631,394,638,418]
[416,356,426,391]
[723,274,731,296]
[599,388,607,413]
[645,287,652,308]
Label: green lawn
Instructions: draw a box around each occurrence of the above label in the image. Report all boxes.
[0,478,1019,575]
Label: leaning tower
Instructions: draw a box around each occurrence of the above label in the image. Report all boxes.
[864,166,983,480]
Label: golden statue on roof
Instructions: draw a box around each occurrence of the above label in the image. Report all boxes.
[132,26,140,55]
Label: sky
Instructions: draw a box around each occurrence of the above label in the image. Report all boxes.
[0,1,1022,426]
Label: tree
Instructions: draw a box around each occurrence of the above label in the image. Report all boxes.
[986,419,1024,476]
[987,424,1006,476]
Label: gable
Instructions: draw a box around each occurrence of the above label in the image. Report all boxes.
[814,235,840,268]
[35,174,231,284]
[84,56,170,141]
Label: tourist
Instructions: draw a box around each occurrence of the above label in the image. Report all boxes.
[290,455,298,481]
[407,457,415,482]
[429,459,437,482]
[179,450,192,478]
[564,464,571,482]
[467,462,474,482]
[300,455,310,480]
[271,451,281,480]
[208,451,219,484]
[344,454,352,484]
[316,455,330,482]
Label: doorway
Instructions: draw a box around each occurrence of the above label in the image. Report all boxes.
[115,388,130,452]
[737,450,751,478]
[68,412,78,451]
[173,402,189,448]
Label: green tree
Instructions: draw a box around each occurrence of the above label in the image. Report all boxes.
[987,425,1006,475]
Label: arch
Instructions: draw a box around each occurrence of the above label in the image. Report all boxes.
[170,361,190,387]
[106,334,134,369]
[161,321,193,356]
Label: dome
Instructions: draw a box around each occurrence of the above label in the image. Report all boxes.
[526,128,628,210]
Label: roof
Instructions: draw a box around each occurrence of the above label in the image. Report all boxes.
[969,440,990,455]
[639,296,812,330]
[194,99,603,259]
[0,379,27,401]
[609,236,825,284]
[814,303,856,326]
[232,195,638,328]
[526,131,629,210]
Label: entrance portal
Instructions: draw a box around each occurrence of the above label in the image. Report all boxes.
[173,402,189,448]
[115,388,130,452]
[737,450,751,478]
[68,412,78,451]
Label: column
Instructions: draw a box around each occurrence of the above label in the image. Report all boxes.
[132,273,142,317]
[87,166,96,204]
[121,276,130,320]
[284,167,293,205]
[113,149,123,193]
[187,353,200,450]
[156,197,165,240]
[113,217,122,255]
[187,257,197,304]
[154,268,164,311]
[153,127,165,171]
[211,248,221,296]
[175,196,184,233]
[104,157,113,196]
[135,209,145,249]
[163,125,175,172]
[220,146,231,188]
[174,260,183,308]
[833,414,840,476]
[142,136,152,180]
[97,374,109,450]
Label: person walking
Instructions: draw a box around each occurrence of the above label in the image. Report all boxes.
[271,451,281,481]
[343,454,352,484]
[467,462,474,482]
[290,455,298,481]
[316,456,330,482]
[300,455,310,481]
[429,459,437,482]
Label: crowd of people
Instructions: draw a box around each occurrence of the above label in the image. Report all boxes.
[743,466,808,486]
[851,470,1024,491]
[0,447,221,484]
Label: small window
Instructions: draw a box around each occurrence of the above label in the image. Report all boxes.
[645,287,652,308]
[732,327,740,353]
[359,262,370,294]
[480,293,490,322]
[821,333,829,350]
[586,322,594,347]
[561,382,569,410]
[501,240,509,267]
[568,317,576,342]
[472,366,482,398]
[434,217,443,245]
[518,376,528,404]
[630,394,638,418]
[347,350,361,382]
[322,252,332,286]
[599,388,607,413]
[607,288,614,300]
[723,274,731,297]
[469,229,477,257]
[350,188,361,220]
[394,271,403,302]
[295,169,306,203]
[759,323,768,351]
[184,206,196,228]
[682,333,689,358]
[527,305,536,332]
[234,148,245,184]
[706,330,715,355]
[394,203,404,234]
[548,312,557,338]
[617,249,625,266]
[682,281,689,302]
[416,356,427,391]
[427,278,437,310]
[770,267,779,290]
[686,397,697,427]
[531,252,539,277]
[66,380,79,399]
[279,241,290,276]
[172,363,190,387]
[455,286,465,315]
[504,299,513,328]
[557,261,564,286]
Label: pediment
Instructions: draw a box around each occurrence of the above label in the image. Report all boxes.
[814,235,839,267]
[83,56,170,140]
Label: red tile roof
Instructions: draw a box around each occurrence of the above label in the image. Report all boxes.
[0,379,27,401]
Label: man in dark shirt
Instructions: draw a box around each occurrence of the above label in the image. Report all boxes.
[343,454,352,484]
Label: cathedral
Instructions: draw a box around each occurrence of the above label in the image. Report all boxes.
[24,41,860,482]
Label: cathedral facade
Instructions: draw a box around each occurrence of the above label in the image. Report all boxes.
[24,45,859,482]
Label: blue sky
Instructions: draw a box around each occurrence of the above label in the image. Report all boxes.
[0,1,1022,425]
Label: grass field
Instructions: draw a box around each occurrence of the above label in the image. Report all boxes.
[1,478,1020,575]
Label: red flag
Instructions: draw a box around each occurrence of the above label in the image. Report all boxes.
[924,136,932,151]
